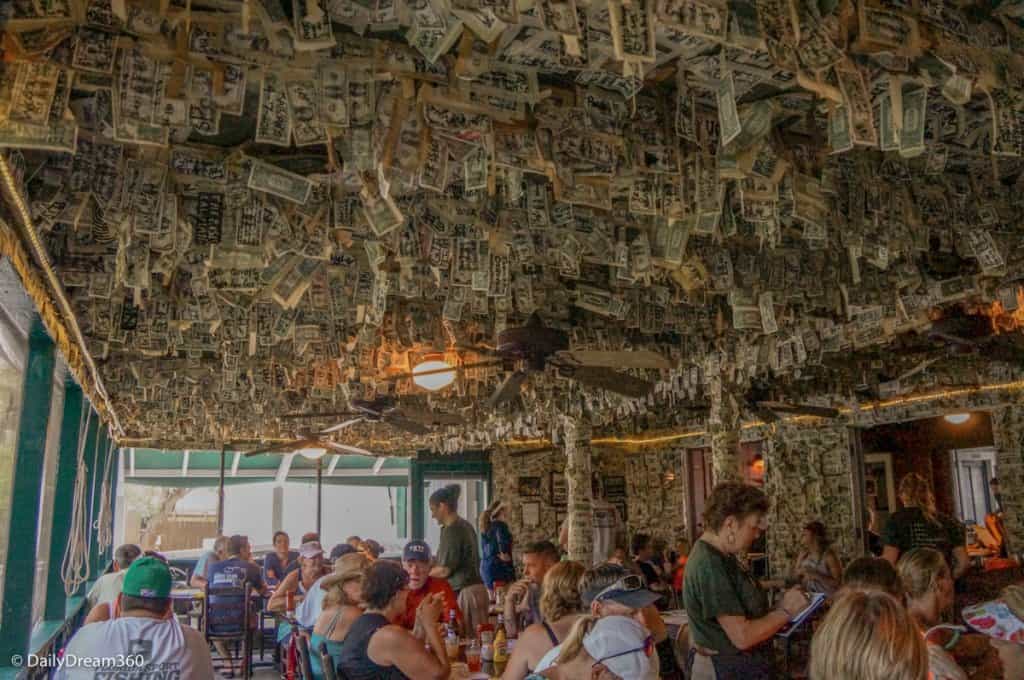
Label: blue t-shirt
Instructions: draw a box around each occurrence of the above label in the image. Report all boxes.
[194,550,218,581]
[208,557,265,591]
[264,550,300,581]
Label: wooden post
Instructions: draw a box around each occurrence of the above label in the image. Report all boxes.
[710,387,742,484]
[0,316,55,663]
[217,444,226,535]
[316,458,323,537]
[45,379,83,620]
[563,417,595,565]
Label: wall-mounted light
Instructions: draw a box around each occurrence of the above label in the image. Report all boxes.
[412,357,456,391]
[944,413,971,425]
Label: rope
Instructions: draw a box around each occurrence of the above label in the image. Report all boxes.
[95,432,116,554]
[62,407,93,596]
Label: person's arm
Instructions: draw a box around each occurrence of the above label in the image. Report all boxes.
[882,545,901,565]
[372,594,450,680]
[190,554,209,589]
[83,602,111,625]
[558,519,568,551]
[791,552,805,582]
[824,550,842,587]
[502,627,539,680]
[429,532,453,579]
[639,604,668,643]
[267,570,298,611]
[497,523,513,559]
[952,546,969,579]
[503,580,530,636]
[717,586,807,651]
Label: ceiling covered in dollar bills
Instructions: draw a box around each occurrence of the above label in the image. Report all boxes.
[2,0,1024,453]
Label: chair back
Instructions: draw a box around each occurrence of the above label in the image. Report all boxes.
[204,582,252,638]
[319,641,338,680]
[295,633,315,680]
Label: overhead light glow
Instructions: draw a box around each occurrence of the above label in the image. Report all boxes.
[944,413,971,425]
[298,447,327,460]
[412,359,456,391]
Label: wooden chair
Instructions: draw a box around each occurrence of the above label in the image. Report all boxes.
[318,640,339,680]
[294,632,316,680]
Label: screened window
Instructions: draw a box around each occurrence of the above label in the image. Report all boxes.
[32,362,66,625]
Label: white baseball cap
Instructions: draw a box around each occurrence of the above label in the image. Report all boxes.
[583,616,653,680]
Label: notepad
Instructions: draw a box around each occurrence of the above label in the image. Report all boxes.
[775,592,827,638]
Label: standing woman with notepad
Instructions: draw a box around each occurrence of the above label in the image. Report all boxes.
[682,482,809,680]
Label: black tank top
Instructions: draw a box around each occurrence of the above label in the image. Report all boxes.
[336,613,408,680]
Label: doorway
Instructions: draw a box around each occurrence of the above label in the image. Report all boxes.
[420,477,489,549]
[409,452,492,543]
[951,447,997,525]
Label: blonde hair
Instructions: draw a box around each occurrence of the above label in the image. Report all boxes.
[898,473,938,524]
[556,615,598,664]
[323,553,370,608]
[539,561,585,622]
[897,548,949,602]
[809,590,928,680]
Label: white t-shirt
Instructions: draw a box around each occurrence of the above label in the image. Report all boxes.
[87,572,125,607]
[535,638,659,680]
[294,575,326,628]
[560,499,623,565]
[56,615,216,679]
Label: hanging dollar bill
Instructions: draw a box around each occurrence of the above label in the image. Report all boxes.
[286,79,327,147]
[293,0,335,50]
[255,71,292,147]
[247,160,313,205]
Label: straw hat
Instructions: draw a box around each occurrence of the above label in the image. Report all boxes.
[320,552,370,590]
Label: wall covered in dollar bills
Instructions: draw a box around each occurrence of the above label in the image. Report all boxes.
[491,444,686,564]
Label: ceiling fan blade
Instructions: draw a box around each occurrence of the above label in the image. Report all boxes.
[487,370,529,409]
[561,349,671,370]
[568,366,654,399]
[280,411,361,420]
[244,438,318,457]
[319,417,365,434]
[381,414,430,435]
[757,401,840,418]
[324,441,376,457]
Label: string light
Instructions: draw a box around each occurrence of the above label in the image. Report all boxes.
[501,379,1024,449]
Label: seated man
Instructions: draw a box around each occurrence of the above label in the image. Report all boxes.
[190,535,228,589]
[504,540,559,636]
[84,543,142,624]
[208,534,267,595]
[57,557,215,679]
[399,540,461,632]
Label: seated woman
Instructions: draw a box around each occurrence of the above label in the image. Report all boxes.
[503,561,586,679]
[337,560,450,680]
[269,542,329,646]
[809,589,928,680]
[309,553,369,680]
[841,556,903,598]
[525,615,653,680]
[264,531,300,585]
[791,521,841,596]
[898,548,968,680]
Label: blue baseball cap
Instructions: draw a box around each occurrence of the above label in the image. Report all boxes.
[403,539,432,563]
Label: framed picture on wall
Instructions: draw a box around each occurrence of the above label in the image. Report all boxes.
[603,475,627,499]
[550,472,567,506]
[522,501,541,527]
[518,476,542,497]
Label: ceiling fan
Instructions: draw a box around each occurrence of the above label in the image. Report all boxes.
[280,396,464,435]
[388,313,672,408]
[745,380,840,423]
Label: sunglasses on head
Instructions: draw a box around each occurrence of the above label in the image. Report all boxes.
[594,635,655,667]
[593,574,645,603]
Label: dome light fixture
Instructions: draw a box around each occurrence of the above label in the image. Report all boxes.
[944,413,970,425]
[298,447,327,460]
[412,358,456,391]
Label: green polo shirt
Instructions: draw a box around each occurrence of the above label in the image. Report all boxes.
[437,517,483,591]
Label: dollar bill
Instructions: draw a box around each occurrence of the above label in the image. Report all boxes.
[8,61,61,125]
[610,0,656,63]
[716,72,741,146]
[537,0,581,36]
[828,104,853,154]
[877,93,898,152]
[463,146,488,191]
[759,292,778,334]
[247,160,313,205]
[286,79,327,147]
[899,84,926,158]
[319,65,348,127]
[293,0,335,50]
[272,256,322,308]
[835,60,877,147]
[655,0,727,41]
[988,89,1024,158]
[0,117,77,153]
[732,304,762,331]
[255,71,292,147]
[419,133,449,192]
[194,192,225,245]
[73,28,116,74]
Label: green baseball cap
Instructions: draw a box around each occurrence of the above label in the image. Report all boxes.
[122,556,172,598]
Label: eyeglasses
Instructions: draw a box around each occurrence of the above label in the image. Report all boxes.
[594,635,655,667]
[592,574,645,603]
